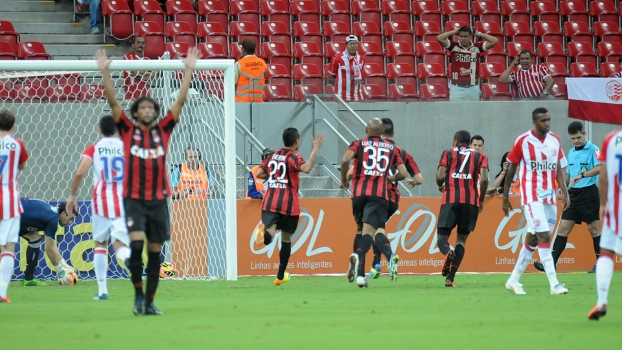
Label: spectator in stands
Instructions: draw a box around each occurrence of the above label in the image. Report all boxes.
[328,35,365,102]
[498,50,554,100]
[235,39,266,102]
[436,26,499,101]
[123,36,156,100]
[488,152,519,196]
[612,56,622,78]
[246,148,275,199]
[78,0,101,34]
[171,147,213,199]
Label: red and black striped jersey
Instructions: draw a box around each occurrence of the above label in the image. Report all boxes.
[117,111,176,201]
[387,144,421,204]
[349,136,403,200]
[260,148,305,216]
[438,144,488,206]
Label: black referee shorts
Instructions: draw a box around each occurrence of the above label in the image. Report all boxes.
[561,184,600,224]
[437,203,480,233]
[261,210,300,234]
[124,198,171,243]
[352,196,388,230]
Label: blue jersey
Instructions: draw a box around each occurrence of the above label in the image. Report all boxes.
[566,140,600,188]
[19,198,59,239]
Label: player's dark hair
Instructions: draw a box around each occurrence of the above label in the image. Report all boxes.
[457,26,472,35]
[283,127,300,147]
[130,96,160,121]
[470,135,484,144]
[381,117,394,137]
[241,39,256,54]
[58,202,78,216]
[0,109,16,131]
[519,50,532,58]
[99,115,117,137]
[495,151,510,179]
[454,130,471,144]
[568,121,584,134]
[532,107,549,120]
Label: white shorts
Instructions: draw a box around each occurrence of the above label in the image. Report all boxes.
[523,202,557,234]
[599,226,622,255]
[0,216,20,246]
[92,214,130,246]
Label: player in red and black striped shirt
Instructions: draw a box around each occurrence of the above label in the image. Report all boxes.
[97,47,199,316]
[255,128,324,285]
[341,118,407,288]
[436,130,489,287]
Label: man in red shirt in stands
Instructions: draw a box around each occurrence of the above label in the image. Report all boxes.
[123,36,156,100]
[328,35,365,102]
[499,50,555,100]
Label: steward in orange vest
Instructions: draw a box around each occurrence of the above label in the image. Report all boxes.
[235,39,266,102]
[246,147,274,199]
[172,148,211,199]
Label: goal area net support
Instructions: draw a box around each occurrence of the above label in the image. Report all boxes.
[0,56,238,281]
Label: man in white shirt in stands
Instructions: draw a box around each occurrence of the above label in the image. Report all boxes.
[499,50,555,100]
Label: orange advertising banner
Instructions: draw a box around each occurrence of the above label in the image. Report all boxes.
[237,197,620,276]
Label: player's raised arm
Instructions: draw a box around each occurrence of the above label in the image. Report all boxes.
[66,157,93,215]
[169,47,200,122]
[95,50,123,122]
[300,132,325,173]
[502,162,518,215]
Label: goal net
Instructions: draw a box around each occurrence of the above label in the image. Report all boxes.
[0,55,238,281]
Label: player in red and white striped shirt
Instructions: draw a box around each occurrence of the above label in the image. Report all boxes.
[0,109,29,303]
[502,108,571,296]
[587,129,622,320]
[66,116,130,301]
[499,51,555,99]
[328,35,364,102]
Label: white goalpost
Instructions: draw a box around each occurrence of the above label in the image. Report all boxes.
[0,57,238,281]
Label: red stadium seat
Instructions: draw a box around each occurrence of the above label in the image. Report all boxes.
[102,0,134,42]
[165,41,190,58]
[479,62,506,83]
[262,21,292,49]
[77,84,106,102]
[230,0,260,30]
[259,0,290,29]
[134,0,166,30]
[321,0,352,25]
[559,1,589,24]
[0,20,19,55]
[506,41,534,59]
[567,41,597,66]
[324,41,345,59]
[166,0,198,33]
[417,62,448,89]
[441,1,472,26]
[384,21,414,46]
[325,83,335,94]
[293,41,323,67]
[47,84,81,102]
[600,62,621,77]
[197,22,228,50]
[293,63,324,92]
[481,82,513,101]
[323,21,351,43]
[290,0,321,24]
[589,1,619,24]
[352,21,383,47]
[197,0,228,30]
[351,0,382,29]
[361,84,388,101]
[415,41,445,67]
[388,83,420,101]
[265,63,292,88]
[412,0,442,27]
[358,41,384,67]
[229,21,260,47]
[500,0,530,24]
[0,41,16,60]
[387,62,417,86]
[474,21,503,44]
[533,21,564,46]
[481,43,508,65]
[13,80,49,101]
[419,83,449,101]
[471,1,502,25]
[381,0,411,23]
[17,41,51,60]
[530,1,561,27]
[293,22,323,52]
[260,41,292,70]
[543,62,570,84]
[598,42,622,63]
[414,21,442,42]
[294,84,322,101]
[362,63,387,89]
[263,84,293,101]
[134,21,166,59]
[198,42,227,58]
[563,21,594,45]
[164,21,196,46]
[537,42,568,68]
[570,62,600,77]
[229,42,244,59]
[593,21,622,45]
[385,41,416,67]
[504,21,535,47]
[549,82,566,100]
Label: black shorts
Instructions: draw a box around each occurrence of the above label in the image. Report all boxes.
[352,196,388,230]
[561,185,600,224]
[437,203,480,233]
[124,198,171,243]
[387,201,399,221]
[261,211,300,234]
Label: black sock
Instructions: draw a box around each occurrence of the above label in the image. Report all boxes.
[372,244,381,267]
[129,240,145,299]
[145,251,161,307]
[552,236,567,266]
[353,234,361,253]
[374,233,393,260]
[593,235,601,261]
[447,244,465,282]
[355,235,373,277]
[437,235,451,255]
[277,242,291,280]
[25,239,42,280]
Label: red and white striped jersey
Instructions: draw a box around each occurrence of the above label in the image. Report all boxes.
[82,137,125,218]
[0,135,28,219]
[446,41,487,85]
[328,50,365,102]
[509,64,551,98]
[599,130,622,234]
[507,130,567,206]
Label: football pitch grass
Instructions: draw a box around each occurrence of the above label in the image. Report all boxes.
[2,273,619,349]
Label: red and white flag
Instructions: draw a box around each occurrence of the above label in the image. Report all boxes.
[567,78,622,124]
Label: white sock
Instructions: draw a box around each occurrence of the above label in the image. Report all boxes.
[596,254,615,308]
[0,252,15,298]
[508,242,536,284]
[538,243,560,288]
[94,248,108,295]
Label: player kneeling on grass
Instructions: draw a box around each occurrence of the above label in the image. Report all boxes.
[66,115,131,301]
[19,198,78,286]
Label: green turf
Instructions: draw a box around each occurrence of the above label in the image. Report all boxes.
[2,273,619,349]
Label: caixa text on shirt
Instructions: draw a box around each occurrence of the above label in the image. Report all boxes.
[455,54,477,63]
[530,160,557,171]
[130,145,165,159]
